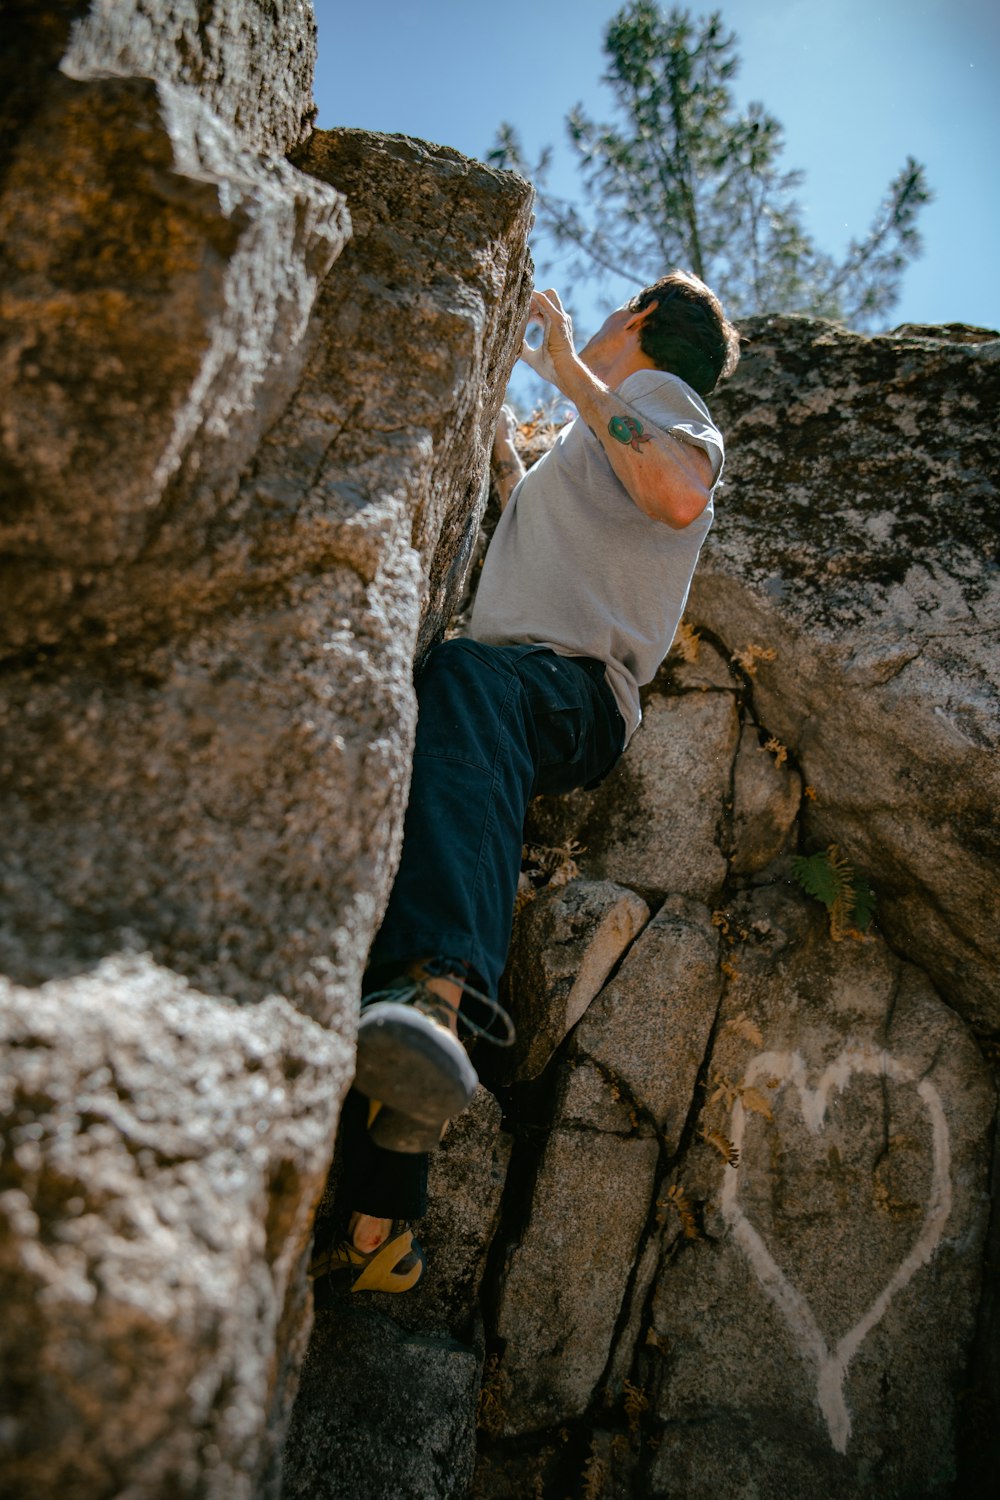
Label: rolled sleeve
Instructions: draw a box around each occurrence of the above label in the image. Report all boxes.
[618,369,725,484]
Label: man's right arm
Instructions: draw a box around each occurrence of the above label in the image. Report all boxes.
[491,405,525,512]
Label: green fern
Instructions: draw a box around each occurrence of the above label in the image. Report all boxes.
[791,845,875,938]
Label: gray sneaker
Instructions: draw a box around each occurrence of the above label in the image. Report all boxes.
[354,977,479,1140]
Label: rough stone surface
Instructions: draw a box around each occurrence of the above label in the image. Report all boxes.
[502,880,651,1080]
[641,885,994,1498]
[416,1089,512,1334]
[289,128,534,659]
[465,321,998,1496]
[527,688,740,904]
[696,315,1000,1028]
[0,13,534,1498]
[0,957,346,1500]
[4,37,998,1492]
[0,125,532,1024]
[730,720,802,874]
[1,76,348,655]
[282,1303,480,1500]
[61,0,319,158]
[493,1104,659,1436]
[373,1086,511,1339]
[570,896,722,1146]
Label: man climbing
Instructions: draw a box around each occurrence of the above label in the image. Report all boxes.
[310,269,740,1292]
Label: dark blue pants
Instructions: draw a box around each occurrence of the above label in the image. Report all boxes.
[342,639,626,1220]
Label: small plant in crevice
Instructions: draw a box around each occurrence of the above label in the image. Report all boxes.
[730,642,777,677]
[764,735,788,766]
[791,843,876,940]
[696,1009,773,1171]
[709,1069,774,1122]
[622,1378,650,1438]
[722,1011,763,1048]
[658,1181,699,1241]
[580,1441,608,1500]
[700,1127,740,1167]
[476,1352,508,1439]
[515,838,586,914]
[670,618,702,663]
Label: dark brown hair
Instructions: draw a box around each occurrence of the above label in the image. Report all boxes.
[628,269,740,395]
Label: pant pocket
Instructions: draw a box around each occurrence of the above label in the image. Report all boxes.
[531,704,586,795]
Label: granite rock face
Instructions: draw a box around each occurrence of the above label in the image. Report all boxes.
[61,0,321,157]
[646,888,993,1498]
[0,5,533,1496]
[470,876,993,1500]
[380,319,996,1498]
[502,879,651,1081]
[456,319,998,1500]
[0,111,531,1022]
[1,5,347,657]
[695,316,1000,1031]
[528,687,740,904]
[3,8,997,1495]
[0,957,346,1500]
[283,1304,482,1500]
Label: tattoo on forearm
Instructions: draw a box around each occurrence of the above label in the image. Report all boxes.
[493,459,522,480]
[608,414,652,452]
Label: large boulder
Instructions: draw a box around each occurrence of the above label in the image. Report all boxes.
[0,958,345,1500]
[502,879,651,1081]
[0,4,348,657]
[466,319,999,1496]
[474,881,994,1498]
[60,0,320,157]
[0,6,534,1495]
[645,886,994,1498]
[695,316,1000,1030]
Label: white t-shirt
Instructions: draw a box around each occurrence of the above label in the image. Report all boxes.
[468,369,725,740]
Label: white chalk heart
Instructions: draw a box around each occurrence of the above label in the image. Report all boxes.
[720,1046,952,1453]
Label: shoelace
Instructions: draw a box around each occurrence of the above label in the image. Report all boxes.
[361,966,516,1048]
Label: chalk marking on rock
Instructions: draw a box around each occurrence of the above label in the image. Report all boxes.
[719,1046,951,1454]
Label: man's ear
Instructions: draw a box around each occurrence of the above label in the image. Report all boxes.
[625,300,658,331]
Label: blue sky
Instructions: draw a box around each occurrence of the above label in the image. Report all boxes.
[312,0,998,398]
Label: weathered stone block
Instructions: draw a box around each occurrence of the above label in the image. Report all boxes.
[503,879,650,1080]
[0,73,349,653]
[694,315,1000,1027]
[644,885,994,1496]
[391,1086,512,1337]
[494,1121,659,1436]
[730,720,802,873]
[282,1303,480,1500]
[572,895,722,1144]
[62,0,319,158]
[0,956,346,1500]
[527,688,739,903]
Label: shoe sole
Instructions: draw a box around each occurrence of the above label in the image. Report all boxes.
[369,1104,450,1154]
[354,1002,477,1125]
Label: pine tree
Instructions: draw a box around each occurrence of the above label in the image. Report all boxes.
[489,2,931,326]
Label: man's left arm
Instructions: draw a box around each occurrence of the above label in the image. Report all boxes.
[525,289,716,530]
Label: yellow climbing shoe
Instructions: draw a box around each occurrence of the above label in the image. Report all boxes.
[308,1219,425,1294]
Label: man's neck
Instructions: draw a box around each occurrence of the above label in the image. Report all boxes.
[581,347,657,391]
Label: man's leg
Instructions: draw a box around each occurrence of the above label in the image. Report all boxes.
[367,639,540,998]
[340,641,625,1258]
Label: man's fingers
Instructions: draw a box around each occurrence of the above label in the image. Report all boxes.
[529,288,561,320]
